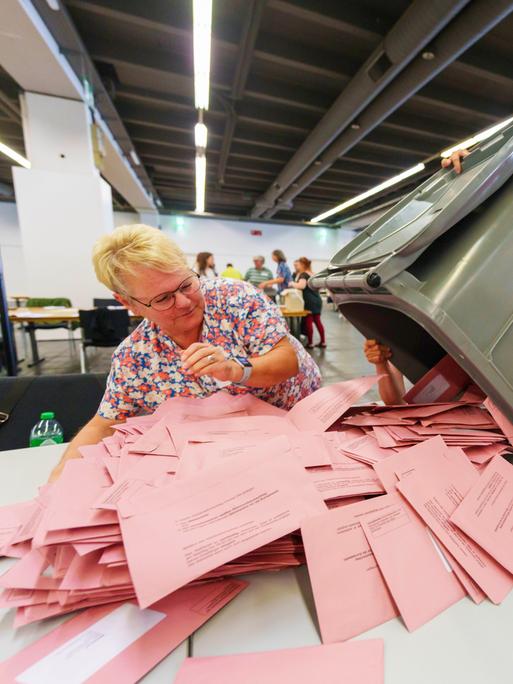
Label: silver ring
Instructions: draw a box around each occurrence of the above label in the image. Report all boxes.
[208,354,215,362]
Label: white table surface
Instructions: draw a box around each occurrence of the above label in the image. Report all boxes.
[2,445,513,683]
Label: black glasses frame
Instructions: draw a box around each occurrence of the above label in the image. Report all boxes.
[127,273,200,311]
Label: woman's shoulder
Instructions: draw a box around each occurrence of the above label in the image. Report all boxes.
[204,277,257,301]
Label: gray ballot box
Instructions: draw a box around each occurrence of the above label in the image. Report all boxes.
[310,124,513,423]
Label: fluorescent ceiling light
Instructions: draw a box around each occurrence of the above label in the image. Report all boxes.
[193,0,212,110]
[441,116,513,158]
[195,154,206,213]
[129,150,140,165]
[0,141,31,169]
[194,122,208,149]
[311,162,425,223]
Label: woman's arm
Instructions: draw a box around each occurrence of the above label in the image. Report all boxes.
[182,336,298,387]
[290,276,307,290]
[48,414,124,482]
[259,276,284,288]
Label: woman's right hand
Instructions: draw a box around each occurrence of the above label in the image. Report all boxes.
[364,339,392,366]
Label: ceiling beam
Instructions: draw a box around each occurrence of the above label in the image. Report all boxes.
[412,83,509,123]
[217,0,266,186]
[261,0,513,219]
[251,0,473,217]
[455,49,513,88]
[266,0,386,42]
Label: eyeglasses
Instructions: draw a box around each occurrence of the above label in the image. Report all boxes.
[127,273,201,311]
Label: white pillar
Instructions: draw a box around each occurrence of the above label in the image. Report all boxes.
[12,92,114,308]
[138,209,160,228]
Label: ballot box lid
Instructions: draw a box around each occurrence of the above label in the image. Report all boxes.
[311,122,513,423]
[326,122,513,280]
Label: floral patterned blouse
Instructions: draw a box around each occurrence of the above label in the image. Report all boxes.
[98,278,321,420]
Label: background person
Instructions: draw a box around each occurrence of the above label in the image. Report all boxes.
[49,225,321,481]
[290,257,326,349]
[259,249,292,296]
[195,251,217,278]
[244,255,275,299]
[221,262,243,279]
[292,259,300,279]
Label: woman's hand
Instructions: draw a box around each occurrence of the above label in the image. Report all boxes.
[364,339,392,366]
[181,343,243,382]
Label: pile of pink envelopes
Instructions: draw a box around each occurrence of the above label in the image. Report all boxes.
[0,377,381,624]
[303,402,513,642]
[2,374,513,679]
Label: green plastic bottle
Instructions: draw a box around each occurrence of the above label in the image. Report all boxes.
[29,412,64,447]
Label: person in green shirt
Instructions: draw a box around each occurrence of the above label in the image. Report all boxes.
[221,263,243,280]
[244,256,275,298]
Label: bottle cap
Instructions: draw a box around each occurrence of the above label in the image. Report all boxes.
[40,411,55,420]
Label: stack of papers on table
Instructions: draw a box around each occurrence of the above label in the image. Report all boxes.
[0,379,379,625]
[303,429,513,642]
[3,372,513,680]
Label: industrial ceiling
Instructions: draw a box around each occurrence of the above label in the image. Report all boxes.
[1,0,513,224]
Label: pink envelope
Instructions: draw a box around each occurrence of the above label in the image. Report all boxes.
[463,443,511,465]
[381,402,471,420]
[289,432,336,468]
[78,443,111,464]
[403,354,470,404]
[33,460,117,543]
[0,500,43,551]
[420,405,495,428]
[337,434,395,466]
[450,456,513,575]
[118,451,326,608]
[372,425,399,449]
[373,436,462,493]
[287,376,380,432]
[93,455,178,510]
[360,492,465,631]
[128,418,177,456]
[176,436,291,479]
[169,414,294,455]
[0,579,247,684]
[397,457,513,604]
[154,391,286,421]
[0,548,52,590]
[342,414,415,427]
[73,540,115,556]
[307,457,384,501]
[484,397,513,446]
[174,639,384,684]
[301,499,398,643]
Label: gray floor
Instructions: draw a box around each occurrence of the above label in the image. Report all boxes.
[9,309,381,402]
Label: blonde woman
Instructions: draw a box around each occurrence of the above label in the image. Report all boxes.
[49,225,321,481]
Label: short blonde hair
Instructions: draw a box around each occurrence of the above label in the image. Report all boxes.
[92,224,188,292]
